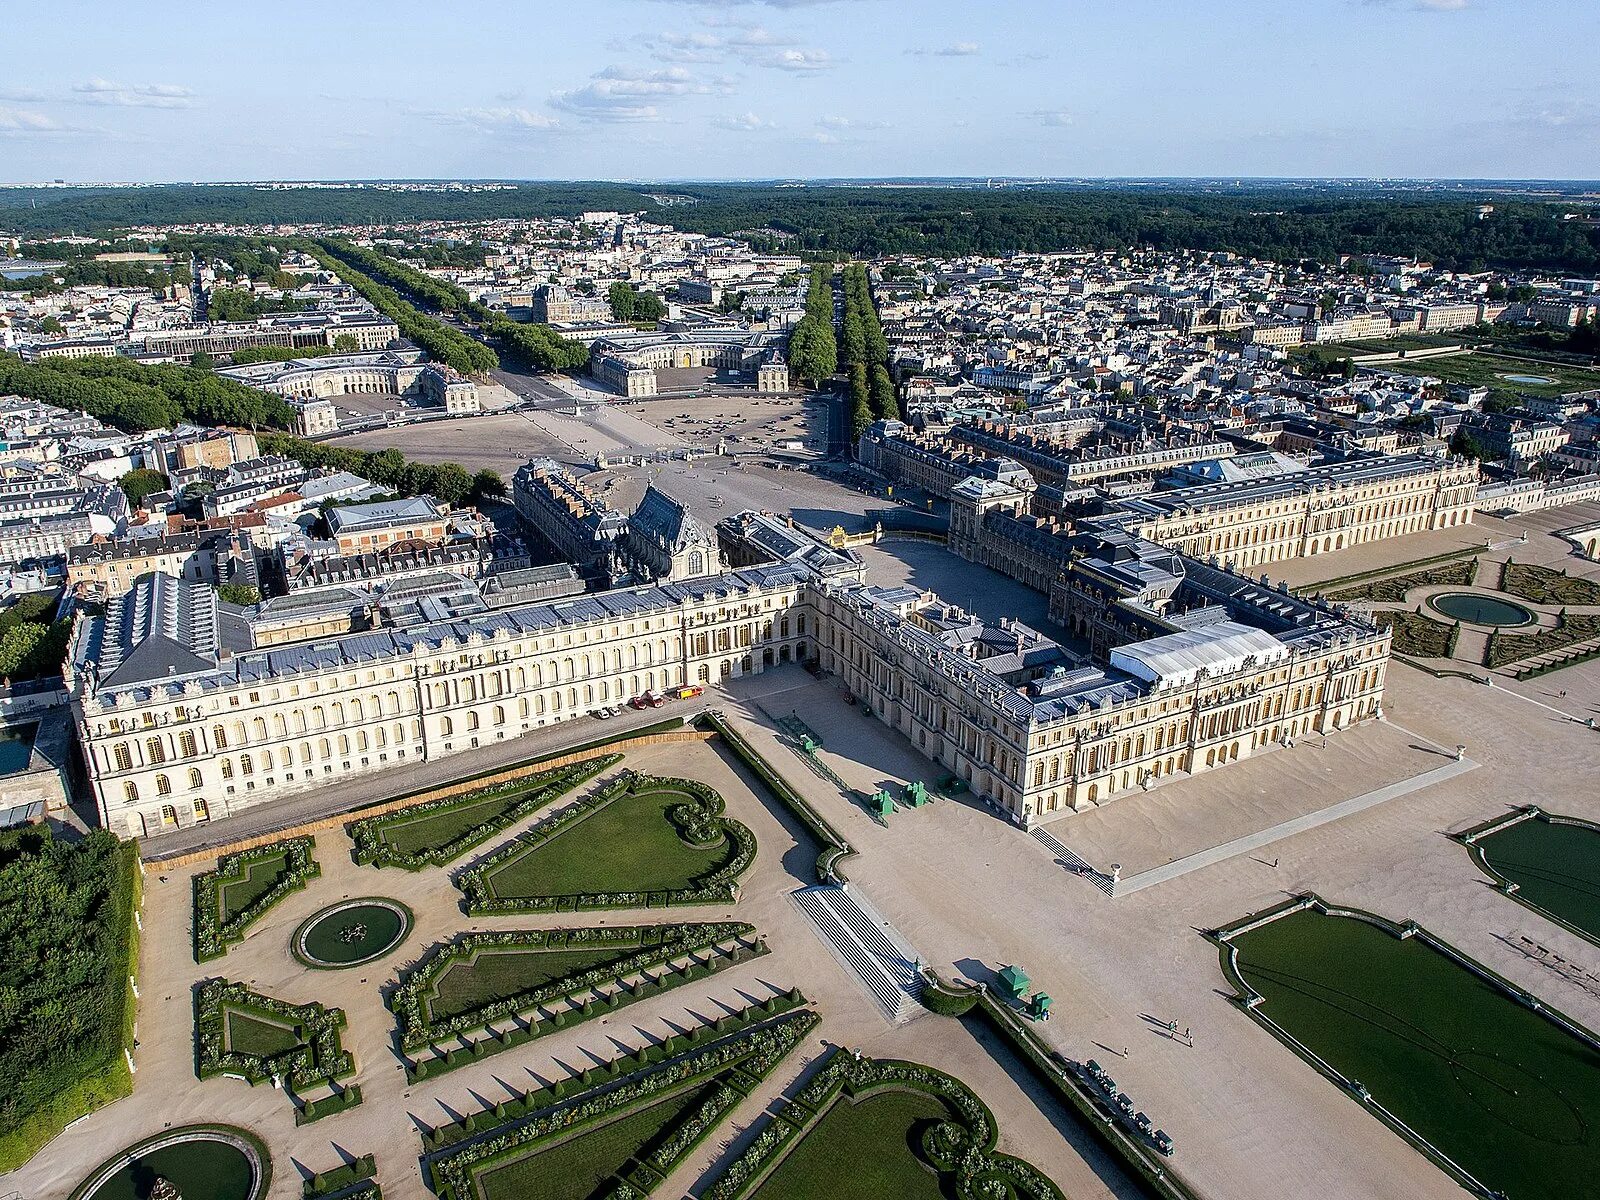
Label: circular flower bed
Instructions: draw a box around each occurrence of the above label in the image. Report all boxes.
[292,898,412,968]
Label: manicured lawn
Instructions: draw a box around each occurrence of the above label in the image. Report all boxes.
[1376,352,1600,397]
[1474,815,1600,943]
[223,1009,302,1059]
[481,786,737,900]
[1229,906,1600,1199]
[476,1082,711,1200]
[424,946,640,1024]
[217,851,291,924]
[753,1090,947,1200]
[378,791,528,858]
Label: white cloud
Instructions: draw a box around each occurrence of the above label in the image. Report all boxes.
[760,47,834,71]
[551,65,716,122]
[910,41,981,56]
[1414,0,1468,9]
[818,115,890,130]
[712,111,776,131]
[1032,110,1075,127]
[0,87,48,102]
[0,106,75,134]
[443,107,561,133]
[71,79,194,108]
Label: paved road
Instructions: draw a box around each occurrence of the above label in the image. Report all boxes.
[138,699,712,860]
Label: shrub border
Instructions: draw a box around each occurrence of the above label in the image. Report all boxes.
[193,836,320,962]
[303,1153,377,1199]
[348,755,619,871]
[701,1050,1064,1200]
[458,769,756,913]
[697,709,856,883]
[194,978,356,1096]
[424,1001,817,1200]
[1452,805,1600,949]
[390,921,767,1079]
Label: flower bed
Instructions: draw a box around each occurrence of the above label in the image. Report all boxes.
[457,770,756,913]
[1487,611,1600,668]
[193,837,320,962]
[194,978,355,1095]
[347,755,619,870]
[1501,561,1600,607]
[425,1004,817,1200]
[702,1051,1063,1200]
[390,922,766,1078]
[1376,610,1455,659]
[1327,558,1477,603]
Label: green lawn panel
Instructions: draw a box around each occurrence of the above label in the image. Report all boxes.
[752,1091,947,1200]
[222,1009,301,1059]
[1476,818,1600,941]
[424,947,641,1024]
[1232,908,1600,1199]
[217,852,290,924]
[378,792,534,859]
[483,787,736,900]
[476,1083,711,1200]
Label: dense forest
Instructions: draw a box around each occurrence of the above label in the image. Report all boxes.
[0,827,138,1170]
[4,183,1599,273]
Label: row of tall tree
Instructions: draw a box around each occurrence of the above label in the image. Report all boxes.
[840,263,899,442]
[0,353,296,434]
[607,281,667,324]
[306,241,498,376]
[786,265,838,385]
[259,434,503,510]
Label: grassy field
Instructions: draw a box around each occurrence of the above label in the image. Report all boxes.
[476,1083,711,1200]
[481,785,738,900]
[217,850,291,924]
[376,791,531,858]
[424,946,638,1024]
[753,1091,948,1200]
[1474,816,1600,943]
[223,1009,302,1059]
[1229,907,1600,1199]
[1373,352,1600,397]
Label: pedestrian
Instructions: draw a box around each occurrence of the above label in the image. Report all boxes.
[1123,1046,1129,1058]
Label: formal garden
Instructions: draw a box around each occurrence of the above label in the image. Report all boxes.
[1317,554,1600,676]
[0,827,140,1172]
[425,1000,817,1200]
[458,770,756,913]
[1457,806,1600,945]
[389,921,767,1079]
[347,755,619,870]
[194,978,360,1124]
[1215,896,1600,1200]
[703,1049,1064,1200]
[193,836,320,961]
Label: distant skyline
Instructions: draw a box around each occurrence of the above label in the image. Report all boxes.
[3,0,1597,184]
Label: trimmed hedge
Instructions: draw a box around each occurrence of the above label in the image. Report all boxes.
[457,769,755,913]
[702,1050,1064,1200]
[1501,561,1600,607]
[304,1155,376,1197]
[193,836,319,962]
[1326,558,1476,603]
[920,971,981,1017]
[194,978,355,1093]
[390,922,765,1075]
[698,710,856,883]
[296,1085,363,1127]
[969,991,1201,1200]
[348,755,618,870]
[425,1004,818,1200]
[0,830,140,1173]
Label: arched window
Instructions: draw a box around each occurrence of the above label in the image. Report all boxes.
[113,743,132,771]
[221,758,234,780]
[187,768,203,790]
[145,737,167,765]
[155,773,172,796]
[240,755,253,776]
[124,781,139,802]
[252,717,268,740]
[179,731,197,758]
[211,725,228,749]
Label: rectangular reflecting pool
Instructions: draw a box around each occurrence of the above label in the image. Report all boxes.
[0,724,36,776]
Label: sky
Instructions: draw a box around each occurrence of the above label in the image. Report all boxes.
[2,0,1598,183]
